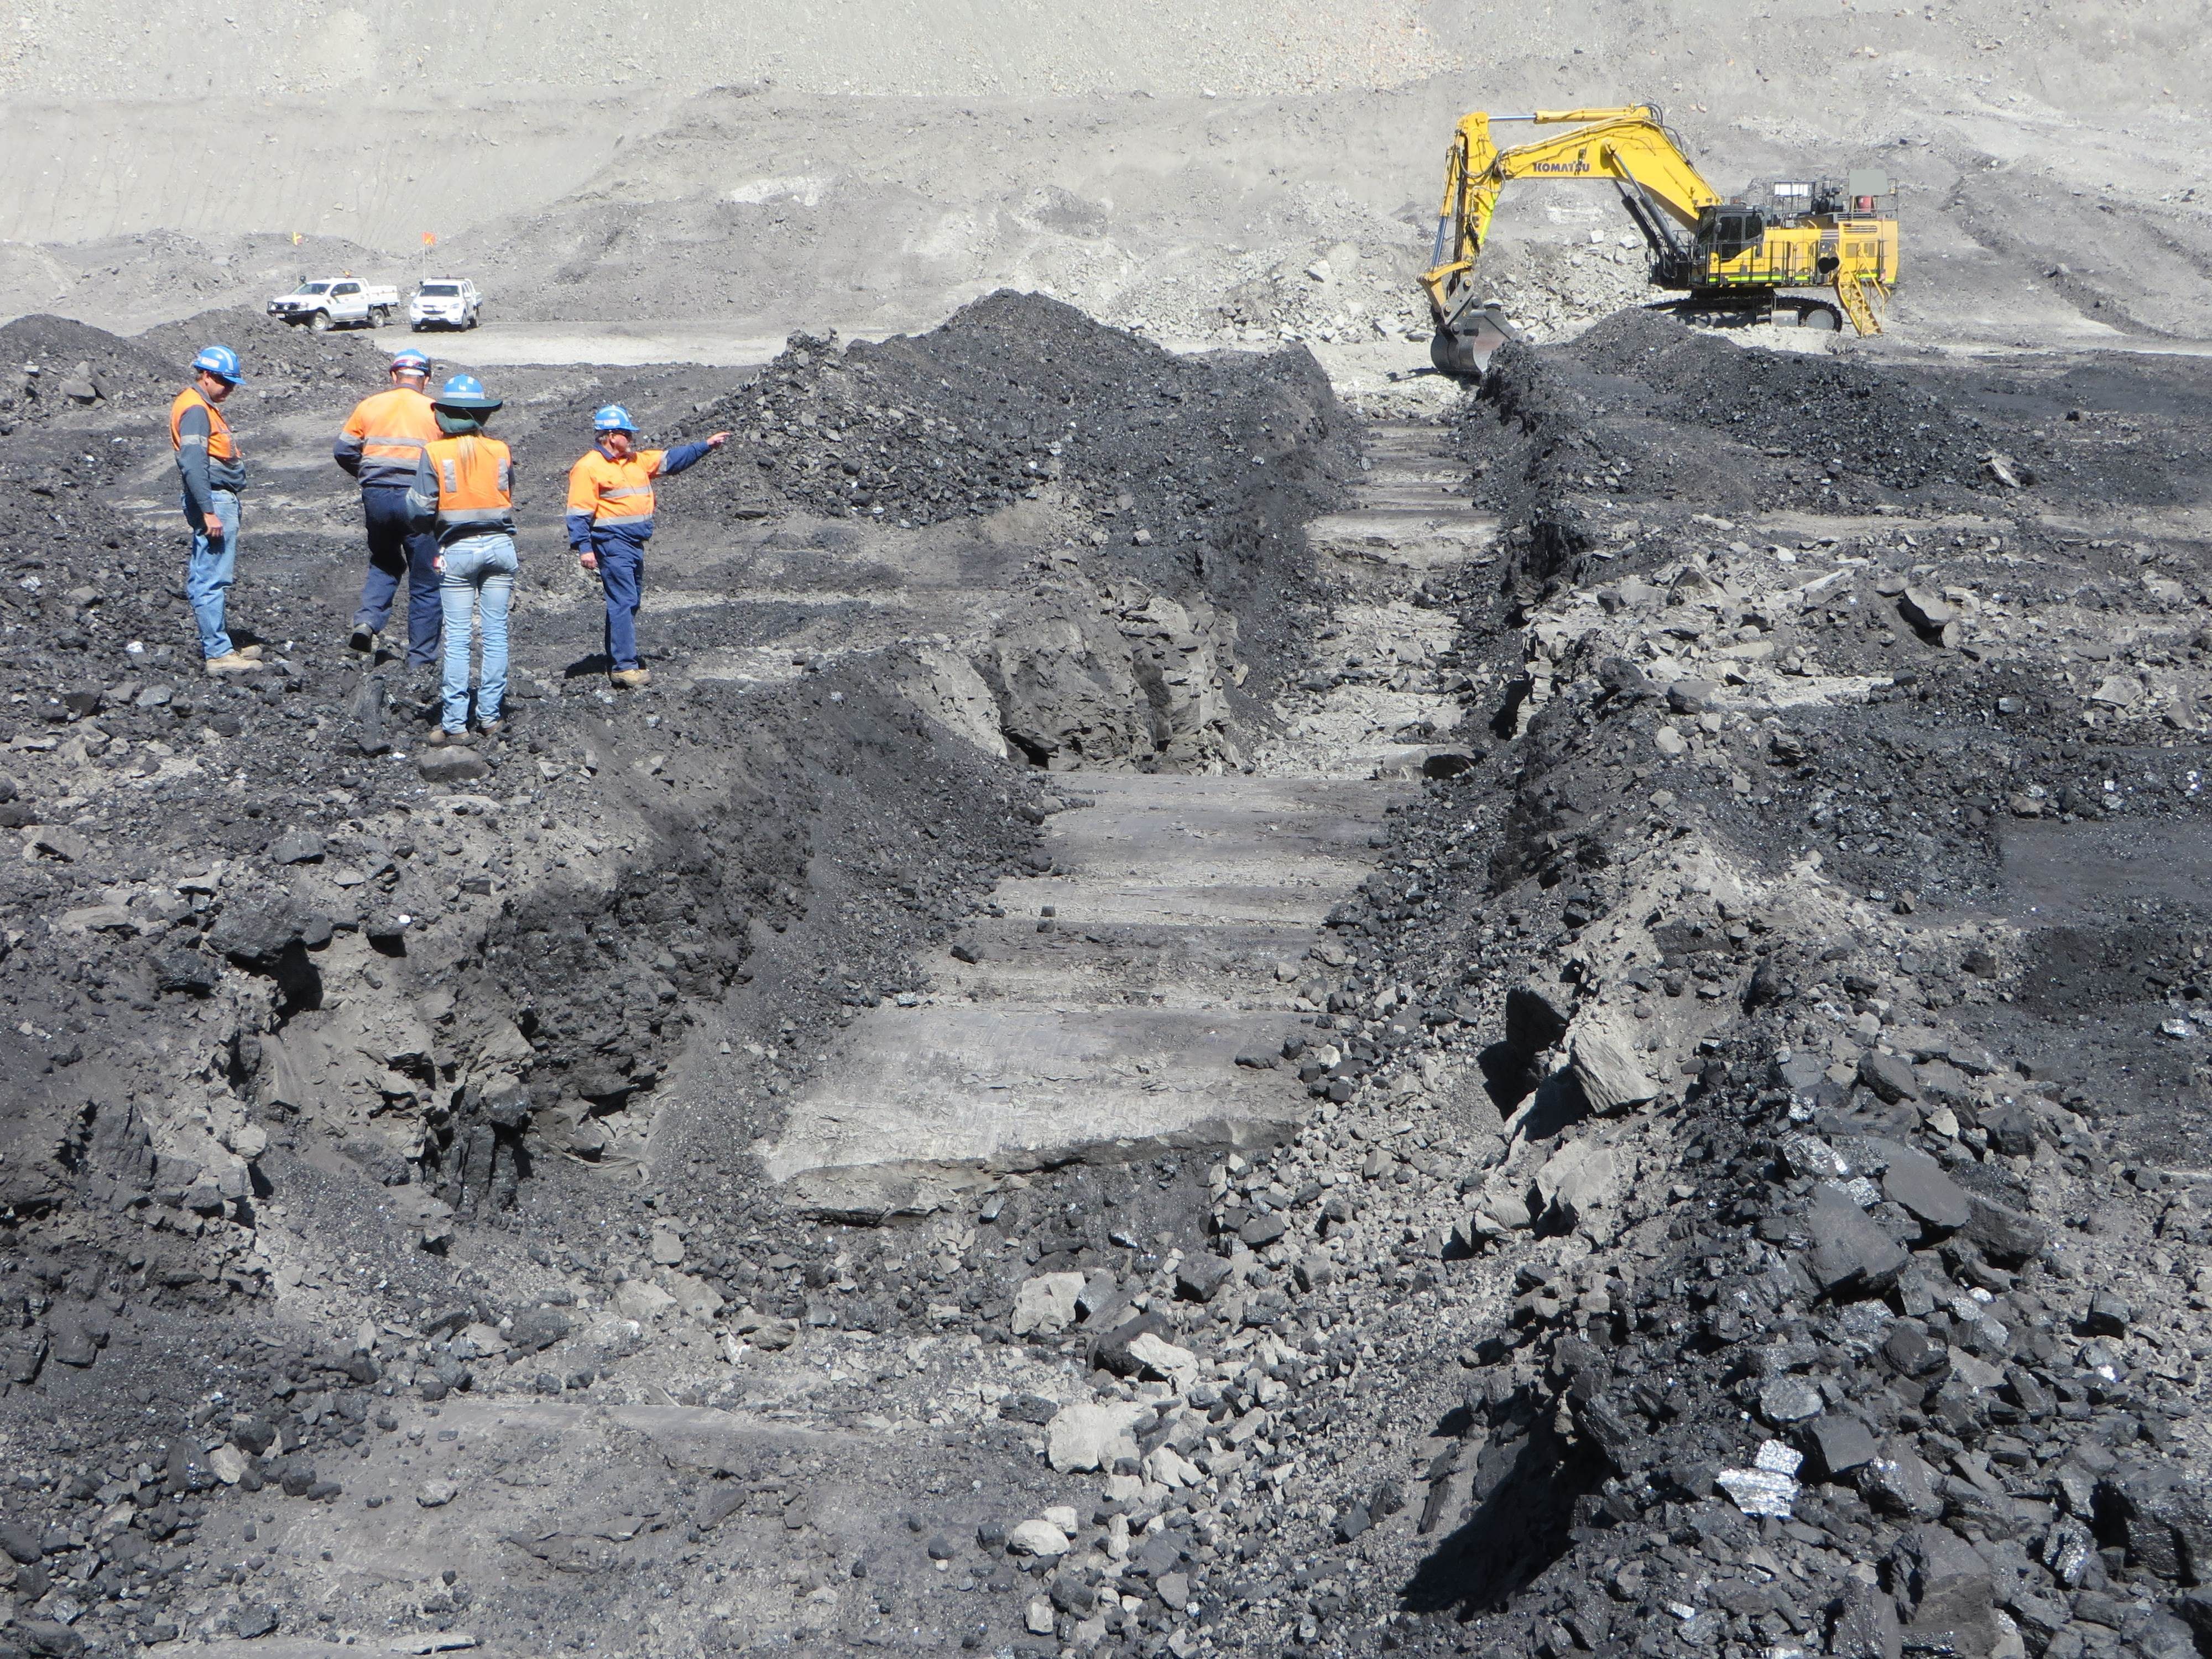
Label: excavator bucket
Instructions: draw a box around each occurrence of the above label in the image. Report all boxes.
[1430,301,1522,378]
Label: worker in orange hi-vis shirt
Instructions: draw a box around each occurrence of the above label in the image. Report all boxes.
[333,347,441,663]
[564,404,727,689]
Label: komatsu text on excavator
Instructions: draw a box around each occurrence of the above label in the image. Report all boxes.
[1419,105,1901,376]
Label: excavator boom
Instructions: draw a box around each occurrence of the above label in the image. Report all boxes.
[1420,105,1901,377]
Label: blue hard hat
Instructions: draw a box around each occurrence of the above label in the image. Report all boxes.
[593,404,635,433]
[191,344,243,383]
[432,373,502,411]
[389,348,431,373]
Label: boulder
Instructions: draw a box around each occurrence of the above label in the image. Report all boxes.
[1533,1138,1621,1235]
[1569,1015,1658,1114]
[1044,1401,1146,1474]
[1010,1271,1085,1336]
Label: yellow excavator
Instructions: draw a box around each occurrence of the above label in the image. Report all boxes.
[1420,105,1901,376]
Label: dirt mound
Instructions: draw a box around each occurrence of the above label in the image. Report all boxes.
[1564,309,1987,493]
[139,301,393,382]
[0,312,172,432]
[699,290,1354,684]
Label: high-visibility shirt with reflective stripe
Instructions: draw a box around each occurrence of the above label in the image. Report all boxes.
[408,435,514,541]
[566,446,674,529]
[335,387,439,489]
[170,387,239,462]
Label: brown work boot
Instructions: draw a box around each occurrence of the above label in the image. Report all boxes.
[204,651,264,677]
[609,667,652,690]
[476,719,504,740]
[425,726,474,747]
[236,643,265,660]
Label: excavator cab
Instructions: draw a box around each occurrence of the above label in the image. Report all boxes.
[1698,206,1768,264]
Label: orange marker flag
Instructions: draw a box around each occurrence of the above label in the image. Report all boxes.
[422,232,436,246]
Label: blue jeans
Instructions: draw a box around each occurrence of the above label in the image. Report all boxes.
[354,488,442,664]
[592,534,645,671]
[437,534,518,732]
[181,489,239,660]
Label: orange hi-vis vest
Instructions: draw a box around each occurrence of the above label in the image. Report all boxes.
[169,387,238,461]
[566,446,671,530]
[337,386,439,489]
[419,435,514,535]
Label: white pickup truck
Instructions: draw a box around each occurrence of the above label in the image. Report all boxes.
[265,278,399,332]
[409,278,482,331]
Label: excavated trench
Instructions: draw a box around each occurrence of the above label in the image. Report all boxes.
[0,295,1495,1658]
[23,289,2212,1659]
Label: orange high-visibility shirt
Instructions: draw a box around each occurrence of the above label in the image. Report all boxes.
[566,447,672,537]
[409,435,514,540]
[335,387,439,489]
[169,387,238,461]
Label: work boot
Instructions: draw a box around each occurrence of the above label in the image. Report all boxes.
[476,719,504,740]
[347,625,378,654]
[236,643,265,660]
[425,727,474,748]
[204,651,264,677]
[609,667,652,690]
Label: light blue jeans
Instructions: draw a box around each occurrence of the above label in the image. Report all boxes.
[181,489,240,660]
[437,533,518,733]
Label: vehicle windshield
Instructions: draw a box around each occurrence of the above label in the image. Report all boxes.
[419,284,461,296]
[296,282,331,295]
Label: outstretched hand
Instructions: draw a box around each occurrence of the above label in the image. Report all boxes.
[706,431,731,449]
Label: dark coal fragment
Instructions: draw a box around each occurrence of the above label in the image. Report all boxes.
[1805,1183,1907,1298]
[1858,1439,1943,1519]
[13,1623,85,1659]
[2085,1288,2130,1336]
[207,895,312,967]
[1962,1194,2048,1265]
[232,1606,279,1639]
[1982,1103,2039,1156]
[1892,1524,1996,1658]
[998,1392,1058,1426]
[2098,1463,2212,1582]
[507,1308,570,1354]
[152,943,219,995]
[1827,1578,1901,1659]
[1808,1413,1879,1478]
[1881,1148,1971,1231]
[1596,656,1653,700]
[1855,1049,1920,1103]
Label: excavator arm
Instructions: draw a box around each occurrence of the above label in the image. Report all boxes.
[1420,106,1722,328]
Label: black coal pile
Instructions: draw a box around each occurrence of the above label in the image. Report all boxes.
[697,291,1353,667]
[1562,310,1992,495]
[0,316,173,434]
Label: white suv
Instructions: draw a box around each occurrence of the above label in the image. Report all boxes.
[409,279,482,331]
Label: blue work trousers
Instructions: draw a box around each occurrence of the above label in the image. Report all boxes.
[354,488,442,664]
[592,534,646,671]
[181,488,240,660]
[438,533,518,733]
